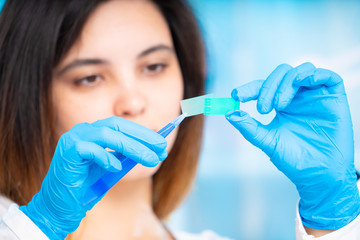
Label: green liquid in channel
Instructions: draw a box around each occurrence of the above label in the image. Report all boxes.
[204,98,240,115]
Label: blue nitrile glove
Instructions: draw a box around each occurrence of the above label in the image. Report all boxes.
[226,62,360,230]
[20,117,167,239]
[0,0,5,12]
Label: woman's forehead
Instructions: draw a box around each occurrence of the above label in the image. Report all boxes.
[60,0,173,64]
[84,1,171,48]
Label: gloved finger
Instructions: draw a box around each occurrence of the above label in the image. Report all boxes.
[274,62,316,111]
[293,68,345,94]
[231,80,264,102]
[74,141,122,172]
[225,110,274,156]
[257,64,293,114]
[91,117,167,154]
[86,126,165,167]
[111,147,168,162]
[92,116,167,151]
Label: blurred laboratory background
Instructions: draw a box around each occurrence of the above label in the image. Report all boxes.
[168,0,360,239]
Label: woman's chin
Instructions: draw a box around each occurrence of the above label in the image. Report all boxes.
[121,161,163,181]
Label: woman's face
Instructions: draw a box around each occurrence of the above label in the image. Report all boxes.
[52,0,183,180]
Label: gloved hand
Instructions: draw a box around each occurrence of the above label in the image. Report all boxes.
[226,62,360,230]
[19,117,167,239]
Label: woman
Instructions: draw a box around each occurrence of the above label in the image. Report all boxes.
[0,0,359,239]
[0,0,207,239]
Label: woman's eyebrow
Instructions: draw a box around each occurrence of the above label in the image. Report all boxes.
[55,45,172,77]
[56,59,109,77]
[137,44,173,58]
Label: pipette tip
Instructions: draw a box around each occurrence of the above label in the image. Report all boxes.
[172,113,187,127]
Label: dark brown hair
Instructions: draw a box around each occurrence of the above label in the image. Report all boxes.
[0,0,205,220]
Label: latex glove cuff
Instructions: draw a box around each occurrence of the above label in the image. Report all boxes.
[299,181,360,230]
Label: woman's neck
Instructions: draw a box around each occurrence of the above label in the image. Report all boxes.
[70,177,171,240]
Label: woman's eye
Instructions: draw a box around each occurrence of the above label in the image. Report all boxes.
[74,75,101,86]
[143,63,167,74]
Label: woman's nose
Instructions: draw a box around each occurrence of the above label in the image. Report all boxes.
[113,88,146,117]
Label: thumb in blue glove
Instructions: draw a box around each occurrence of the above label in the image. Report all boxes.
[226,62,360,230]
[19,116,167,239]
